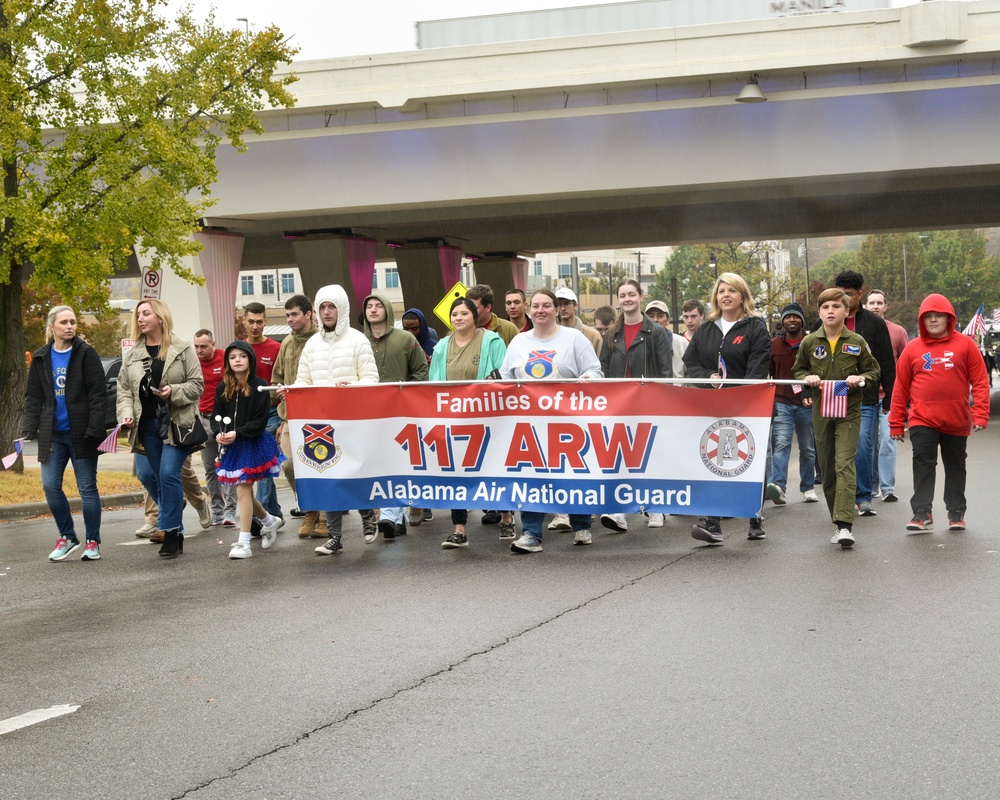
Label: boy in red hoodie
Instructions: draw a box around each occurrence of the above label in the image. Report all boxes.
[888,294,989,532]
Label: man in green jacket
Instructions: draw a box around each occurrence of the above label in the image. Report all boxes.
[363,293,429,532]
[272,294,328,539]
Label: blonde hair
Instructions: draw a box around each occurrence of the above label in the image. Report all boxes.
[45,305,77,344]
[708,272,757,321]
[129,298,174,360]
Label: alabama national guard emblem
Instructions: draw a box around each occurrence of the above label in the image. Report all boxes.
[699,419,755,477]
[298,423,342,471]
[522,349,558,379]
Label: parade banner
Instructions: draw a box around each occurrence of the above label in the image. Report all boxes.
[285,381,776,518]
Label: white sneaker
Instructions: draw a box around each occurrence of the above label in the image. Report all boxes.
[134,521,157,537]
[803,489,819,503]
[547,513,571,531]
[573,529,593,546]
[260,517,280,549]
[196,501,212,529]
[833,528,855,548]
[646,513,665,528]
[600,513,628,533]
[229,541,252,559]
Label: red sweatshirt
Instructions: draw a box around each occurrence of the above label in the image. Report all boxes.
[888,293,989,437]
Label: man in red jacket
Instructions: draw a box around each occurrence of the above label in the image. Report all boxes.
[888,294,989,532]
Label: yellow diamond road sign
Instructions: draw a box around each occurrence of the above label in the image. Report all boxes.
[433,281,469,331]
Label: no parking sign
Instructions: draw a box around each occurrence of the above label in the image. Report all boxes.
[140,266,161,299]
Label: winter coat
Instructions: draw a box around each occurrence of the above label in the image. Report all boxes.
[117,334,203,448]
[888,294,989,437]
[210,341,272,441]
[295,284,378,386]
[770,334,811,406]
[682,314,771,384]
[429,329,507,381]
[362,293,429,383]
[22,337,107,462]
[845,307,896,410]
[600,314,672,379]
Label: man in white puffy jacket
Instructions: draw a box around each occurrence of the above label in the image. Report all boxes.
[288,284,379,555]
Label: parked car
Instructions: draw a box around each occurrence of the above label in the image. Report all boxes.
[101,357,122,429]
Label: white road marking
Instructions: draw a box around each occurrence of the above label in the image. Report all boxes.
[117,540,154,546]
[0,704,80,736]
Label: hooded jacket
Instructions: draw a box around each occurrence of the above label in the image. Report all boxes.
[600,313,672,379]
[362,293,429,383]
[22,336,107,461]
[211,341,272,440]
[682,314,771,384]
[888,294,989,437]
[403,307,439,359]
[295,285,378,386]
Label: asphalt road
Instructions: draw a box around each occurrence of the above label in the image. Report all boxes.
[3,423,1000,799]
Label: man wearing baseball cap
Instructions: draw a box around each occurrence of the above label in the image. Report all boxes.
[555,287,603,355]
[766,302,819,505]
[645,300,687,377]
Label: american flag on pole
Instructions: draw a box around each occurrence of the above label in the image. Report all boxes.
[2,438,24,469]
[962,304,987,337]
[97,425,123,454]
[992,308,1000,326]
[820,381,850,418]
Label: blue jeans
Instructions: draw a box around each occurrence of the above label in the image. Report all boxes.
[520,511,591,539]
[872,406,896,495]
[769,402,816,493]
[255,408,282,519]
[854,403,877,504]
[137,416,191,532]
[41,430,101,542]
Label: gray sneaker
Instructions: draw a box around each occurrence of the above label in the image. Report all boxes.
[573,529,593,546]
[857,501,877,517]
[362,517,378,543]
[510,534,543,554]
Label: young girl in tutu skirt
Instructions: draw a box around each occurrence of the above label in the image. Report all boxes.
[212,341,285,559]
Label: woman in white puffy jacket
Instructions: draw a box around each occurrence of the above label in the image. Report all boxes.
[282,284,378,553]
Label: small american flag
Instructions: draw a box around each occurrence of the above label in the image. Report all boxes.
[2,439,24,469]
[97,425,123,454]
[820,380,850,418]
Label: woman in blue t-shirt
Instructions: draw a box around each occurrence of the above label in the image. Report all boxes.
[22,306,108,562]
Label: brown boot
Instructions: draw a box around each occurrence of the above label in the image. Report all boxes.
[312,515,328,538]
[150,530,165,544]
[297,511,318,538]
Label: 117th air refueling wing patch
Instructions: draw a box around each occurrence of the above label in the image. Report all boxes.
[298,423,342,471]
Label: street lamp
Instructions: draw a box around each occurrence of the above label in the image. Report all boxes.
[709,251,718,280]
[236,17,249,35]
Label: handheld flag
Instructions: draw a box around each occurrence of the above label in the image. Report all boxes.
[97,425,123,454]
[820,380,850,418]
[2,439,24,469]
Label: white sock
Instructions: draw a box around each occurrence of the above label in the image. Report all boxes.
[238,531,251,545]
[262,513,276,527]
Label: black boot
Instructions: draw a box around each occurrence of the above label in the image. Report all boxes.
[159,529,181,558]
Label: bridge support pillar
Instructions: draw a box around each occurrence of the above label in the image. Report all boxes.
[291,235,377,328]
[394,244,464,337]
[193,230,244,342]
[471,256,529,301]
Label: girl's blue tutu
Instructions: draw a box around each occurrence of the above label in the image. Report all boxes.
[217,434,286,485]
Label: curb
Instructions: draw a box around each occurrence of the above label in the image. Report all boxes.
[0,492,145,523]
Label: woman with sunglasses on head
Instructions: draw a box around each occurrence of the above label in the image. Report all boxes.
[117,298,204,558]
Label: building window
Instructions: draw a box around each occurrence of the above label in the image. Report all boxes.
[281,272,295,294]
[558,263,571,280]
[371,272,379,289]
[260,273,274,295]
[534,260,543,276]
[384,267,400,288]
[240,275,254,296]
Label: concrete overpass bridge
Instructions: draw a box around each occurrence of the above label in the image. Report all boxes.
[155,0,1000,335]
